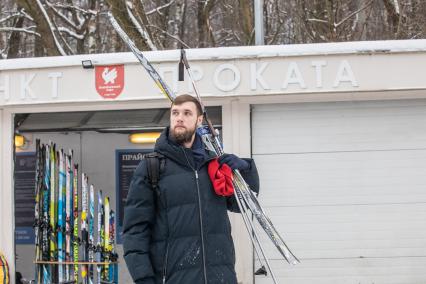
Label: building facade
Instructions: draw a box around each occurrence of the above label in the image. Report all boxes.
[1,39,426,283]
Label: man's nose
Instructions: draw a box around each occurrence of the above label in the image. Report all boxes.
[176,113,184,121]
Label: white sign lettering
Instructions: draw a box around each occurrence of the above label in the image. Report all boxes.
[0,75,10,100]
[214,63,241,92]
[20,74,36,100]
[250,62,270,90]
[0,59,361,105]
[48,72,62,98]
[334,60,358,87]
[282,62,306,89]
[311,60,327,88]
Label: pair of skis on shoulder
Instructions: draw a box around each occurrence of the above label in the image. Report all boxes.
[108,13,299,284]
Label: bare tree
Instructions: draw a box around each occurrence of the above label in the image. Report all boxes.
[198,0,216,47]
[0,0,425,59]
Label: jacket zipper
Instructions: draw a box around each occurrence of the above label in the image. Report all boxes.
[194,170,207,284]
[195,170,208,284]
[182,149,208,284]
[162,242,169,284]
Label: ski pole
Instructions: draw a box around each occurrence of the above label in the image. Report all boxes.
[180,47,299,266]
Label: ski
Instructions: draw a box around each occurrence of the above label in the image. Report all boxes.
[49,144,58,283]
[81,173,89,284]
[89,184,95,284]
[181,47,299,269]
[58,150,65,283]
[108,14,299,283]
[96,190,104,284]
[108,210,118,284]
[34,140,43,284]
[42,144,51,283]
[103,197,110,281]
[73,164,79,283]
[65,152,73,282]
[107,14,175,103]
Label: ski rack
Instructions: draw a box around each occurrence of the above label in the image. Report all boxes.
[34,261,119,265]
[33,140,119,284]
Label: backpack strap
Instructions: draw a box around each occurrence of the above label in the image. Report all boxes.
[144,152,165,192]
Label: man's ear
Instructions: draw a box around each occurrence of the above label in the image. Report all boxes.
[197,115,203,126]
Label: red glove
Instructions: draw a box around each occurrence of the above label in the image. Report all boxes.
[208,158,234,196]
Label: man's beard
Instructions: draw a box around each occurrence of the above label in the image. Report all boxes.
[170,124,197,145]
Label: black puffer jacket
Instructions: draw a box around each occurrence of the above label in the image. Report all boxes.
[123,127,260,284]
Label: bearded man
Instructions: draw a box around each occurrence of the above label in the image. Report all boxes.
[123,94,260,284]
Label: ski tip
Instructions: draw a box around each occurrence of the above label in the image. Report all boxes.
[288,257,300,266]
[254,266,267,276]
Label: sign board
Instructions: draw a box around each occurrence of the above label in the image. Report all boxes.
[115,149,152,243]
[95,65,125,99]
[14,152,36,244]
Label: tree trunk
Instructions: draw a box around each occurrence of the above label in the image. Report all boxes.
[106,0,154,51]
[197,0,215,47]
[133,0,163,49]
[15,0,63,56]
[239,0,253,44]
[382,0,400,34]
[7,14,25,58]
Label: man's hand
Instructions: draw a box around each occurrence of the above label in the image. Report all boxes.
[218,154,250,171]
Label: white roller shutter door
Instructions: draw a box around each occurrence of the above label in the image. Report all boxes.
[252,100,426,284]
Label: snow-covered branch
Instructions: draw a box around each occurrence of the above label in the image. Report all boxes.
[145,0,176,16]
[307,18,329,24]
[126,2,157,50]
[45,0,80,30]
[51,3,97,16]
[58,27,85,39]
[335,0,374,28]
[0,47,7,59]
[35,0,66,56]
[203,0,215,13]
[147,24,190,48]
[0,13,22,24]
[393,0,400,15]
[20,10,35,22]
[0,27,40,37]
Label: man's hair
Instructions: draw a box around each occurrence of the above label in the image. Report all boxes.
[171,94,203,116]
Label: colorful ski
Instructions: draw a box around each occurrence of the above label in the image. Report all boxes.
[103,197,110,281]
[49,144,57,282]
[65,152,73,282]
[73,164,79,283]
[34,140,43,283]
[58,150,65,282]
[89,184,95,284]
[81,173,89,284]
[42,144,51,283]
[109,210,118,283]
[97,190,104,284]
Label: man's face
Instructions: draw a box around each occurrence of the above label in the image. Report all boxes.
[170,102,203,145]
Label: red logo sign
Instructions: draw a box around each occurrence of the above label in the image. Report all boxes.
[95,65,124,99]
